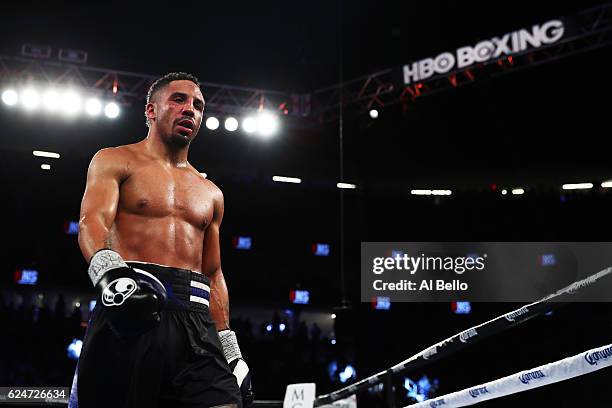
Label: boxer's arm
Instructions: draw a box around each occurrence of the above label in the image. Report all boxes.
[78,148,125,261]
[202,188,230,331]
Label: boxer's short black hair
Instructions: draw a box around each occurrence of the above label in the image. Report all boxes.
[145,72,200,127]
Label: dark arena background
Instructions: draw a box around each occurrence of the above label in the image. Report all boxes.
[1,1,612,407]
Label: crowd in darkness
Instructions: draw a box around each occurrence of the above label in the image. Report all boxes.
[0,294,347,400]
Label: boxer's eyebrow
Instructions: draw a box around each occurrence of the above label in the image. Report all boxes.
[169,92,204,110]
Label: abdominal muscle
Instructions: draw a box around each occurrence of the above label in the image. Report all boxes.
[111,211,205,273]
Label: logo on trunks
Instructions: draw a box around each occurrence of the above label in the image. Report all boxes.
[468,386,489,398]
[504,307,529,322]
[519,370,546,384]
[459,328,478,343]
[102,278,137,306]
[584,346,612,366]
[430,399,445,407]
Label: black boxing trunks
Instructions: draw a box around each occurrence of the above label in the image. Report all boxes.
[69,262,241,408]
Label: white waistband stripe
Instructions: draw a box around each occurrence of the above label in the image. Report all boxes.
[189,295,210,306]
[191,280,211,292]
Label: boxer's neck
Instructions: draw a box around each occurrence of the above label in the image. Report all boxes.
[144,131,189,167]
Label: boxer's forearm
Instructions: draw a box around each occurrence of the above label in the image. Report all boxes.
[78,215,114,262]
[209,268,230,331]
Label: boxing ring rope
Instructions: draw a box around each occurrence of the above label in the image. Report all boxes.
[405,342,612,408]
[312,266,612,407]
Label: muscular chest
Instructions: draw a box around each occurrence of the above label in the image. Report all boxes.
[120,166,213,228]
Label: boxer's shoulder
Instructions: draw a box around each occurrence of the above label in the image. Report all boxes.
[89,143,146,180]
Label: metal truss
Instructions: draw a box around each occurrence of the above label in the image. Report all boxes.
[308,2,612,122]
[0,56,300,117]
[1,3,611,123]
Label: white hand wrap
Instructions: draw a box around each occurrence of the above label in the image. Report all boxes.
[88,249,128,286]
[218,329,243,363]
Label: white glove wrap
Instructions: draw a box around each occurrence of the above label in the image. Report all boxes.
[88,249,128,286]
[218,329,243,363]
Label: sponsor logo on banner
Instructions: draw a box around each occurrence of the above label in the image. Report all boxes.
[402,20,565,84]
[468,386,489,398]
[519,370,546,384]
[459,328,478,343]
[584,346,612,366]
[423,346,438,360]
[430,399,446,407]
[504,307,529,322]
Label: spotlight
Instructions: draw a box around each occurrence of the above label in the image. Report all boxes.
[21,88,40,110]
[279,323,286,332]
[331,313,337,319]
[337,182,356,189]
[272,176,302,184]
[42,89,60,112]
[60,91,82,116]
[256,112,278,137]
[242,116,257,134]
[104,102,120,119]
[85,98,102,116]
[562,183,593,190]
[369,109,379,119]
[205,116,219,130]
[1,89,18,106]
[224,117,238,131]
[41,164,51,170]
[265,323,273,333]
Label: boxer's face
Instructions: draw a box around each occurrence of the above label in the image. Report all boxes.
[148,80,205,146]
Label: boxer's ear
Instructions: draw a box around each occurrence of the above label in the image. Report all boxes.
[145,102,156,125]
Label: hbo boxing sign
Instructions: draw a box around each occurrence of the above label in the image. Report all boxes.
[402,19,565,85]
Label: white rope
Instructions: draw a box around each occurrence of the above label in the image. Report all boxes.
[405,343,612,408]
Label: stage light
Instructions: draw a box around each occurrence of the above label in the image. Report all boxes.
[41,164,51,170]
[265,324,273,333]
[337,182,356,189]
[205,116,219,130]
[562,183,593,190]
[33,150,60,159]
[511,188,524,195]
[42,89,60,111]
[104,102,120,119]
[331,339,337,345]
[224,117,238,131]
[312,243,330,256]
[501,189,508,195]
[411,189,452,196]
[1,89,18,106]
[339,365,356,383]
[279,323,286,332]
[331,313,336,319]
[602,181,612,188]
[369,109,379,119]
[67,339,83,360]
[242,116,257,133]
[85,98,102,116]
[60,91,82,115]
[256,112,278,137]
[272,175,301,184]
[21,88,40,110]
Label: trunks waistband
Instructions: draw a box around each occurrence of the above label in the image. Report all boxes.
[126,261,210,312]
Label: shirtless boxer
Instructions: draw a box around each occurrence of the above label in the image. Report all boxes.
[69,72,252,408]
